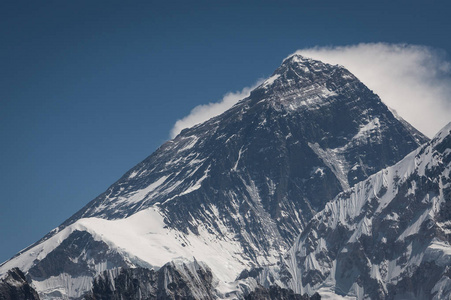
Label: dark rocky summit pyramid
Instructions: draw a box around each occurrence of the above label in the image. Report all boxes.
[0,55,428,299]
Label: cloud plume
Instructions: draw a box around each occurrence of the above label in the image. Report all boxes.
[170,80,264,138]
[294,43,451,137]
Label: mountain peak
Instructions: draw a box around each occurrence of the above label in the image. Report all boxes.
[255,53,355,94]
[250,54,361,115]
[282,53,315,64]
[279,53,341,73]
[0,54,429,299]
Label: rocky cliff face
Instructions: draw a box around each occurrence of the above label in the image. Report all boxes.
[84,263,322,300]
[0,55,428,299]
[244,285,320,300]
[262,123,451,299]
[85,261,217,300]
[0,268,40,300]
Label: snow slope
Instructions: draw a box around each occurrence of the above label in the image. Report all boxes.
[0,207,253,299]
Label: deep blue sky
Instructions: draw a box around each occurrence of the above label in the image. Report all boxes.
[1,0,450,263]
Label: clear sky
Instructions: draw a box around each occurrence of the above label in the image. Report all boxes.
[1,0,451,263]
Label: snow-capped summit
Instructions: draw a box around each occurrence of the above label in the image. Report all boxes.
[0,55,428,299]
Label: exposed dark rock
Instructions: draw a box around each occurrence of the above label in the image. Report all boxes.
[245,285,320,300]
[0,268,40,300]
[28,230,128,280]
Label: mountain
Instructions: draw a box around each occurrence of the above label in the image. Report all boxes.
[0,55,427,299]
[261,123,451,299]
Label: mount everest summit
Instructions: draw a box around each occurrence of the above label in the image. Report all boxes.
[1,54,449,300]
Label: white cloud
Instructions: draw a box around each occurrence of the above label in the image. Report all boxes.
[292,43,451,137]
[170,80,264,138]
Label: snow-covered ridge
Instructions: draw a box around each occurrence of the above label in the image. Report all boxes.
[0,207,254,298]
[268,122,451,299]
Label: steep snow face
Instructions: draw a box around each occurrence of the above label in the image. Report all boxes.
[0,55,428,299]
[269,123,451,299]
